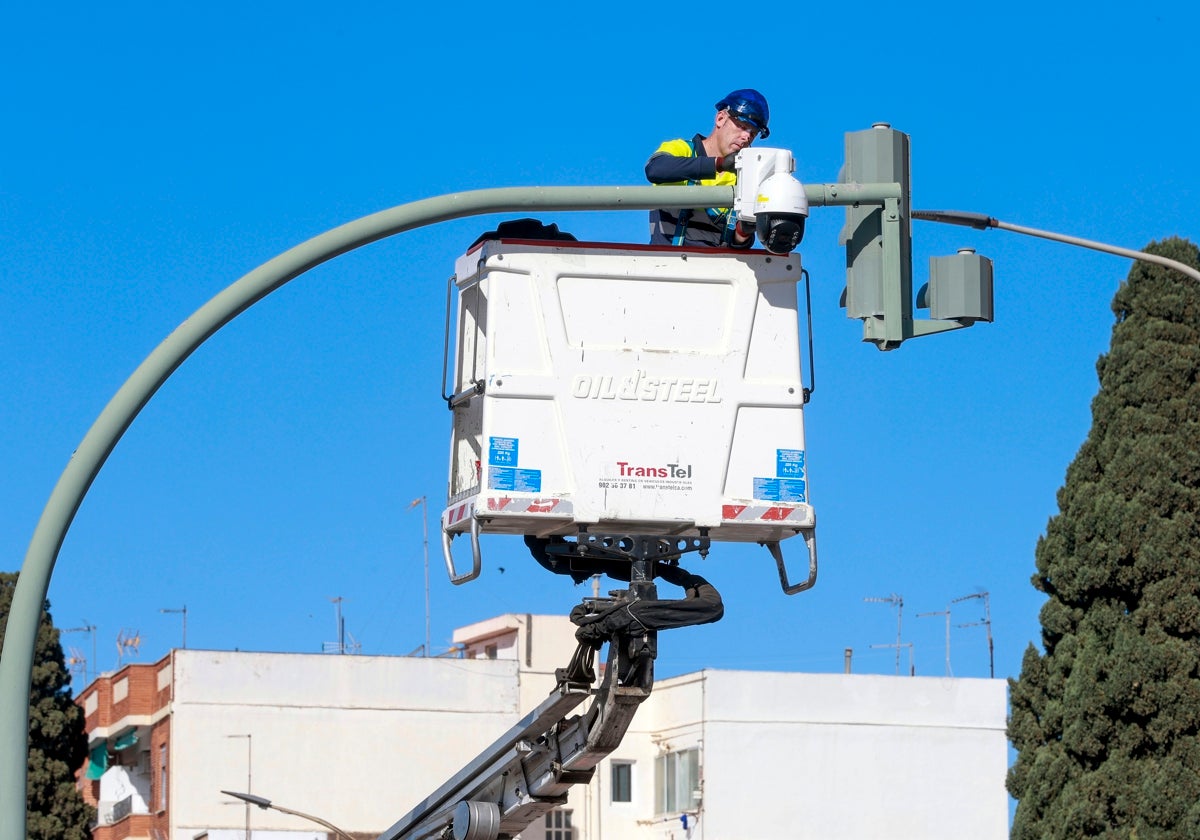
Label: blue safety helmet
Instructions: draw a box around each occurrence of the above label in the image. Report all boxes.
[715,89,770,139]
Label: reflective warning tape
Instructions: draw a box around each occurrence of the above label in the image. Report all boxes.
[444,501,473,526]
[722,503,808,523]
[444,497,574,526]
[486,497,573,515]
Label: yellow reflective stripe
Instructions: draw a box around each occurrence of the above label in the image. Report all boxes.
[654,138,694,158]
[650,139,737,218]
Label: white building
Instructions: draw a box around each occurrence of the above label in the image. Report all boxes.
[78,614,1007,840]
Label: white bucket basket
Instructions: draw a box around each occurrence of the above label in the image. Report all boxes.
[442,239,816,593]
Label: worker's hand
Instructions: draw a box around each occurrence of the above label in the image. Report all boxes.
[733,220,755,245]
[715,155,737,174]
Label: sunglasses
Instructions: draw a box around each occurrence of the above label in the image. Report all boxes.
[725,112,761,139]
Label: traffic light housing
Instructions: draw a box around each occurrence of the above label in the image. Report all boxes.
[839,124,911,331]
[839,124,990,349]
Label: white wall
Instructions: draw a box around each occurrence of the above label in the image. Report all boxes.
[453,613,580,713]
[163,627,1009,840]
[169,649,521,840]
[594,670,1008,840]
[97,764,151,823]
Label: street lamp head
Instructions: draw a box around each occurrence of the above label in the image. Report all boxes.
[220,790,356,840]
[222,790,270,809]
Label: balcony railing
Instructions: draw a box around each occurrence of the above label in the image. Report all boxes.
[99,793,150,825]
[112,795,133,822]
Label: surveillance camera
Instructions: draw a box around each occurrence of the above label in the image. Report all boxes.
[756,212,807,256]
[732,148,810,255]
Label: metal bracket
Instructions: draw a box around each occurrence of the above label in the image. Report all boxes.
[764,529,818,595]
[563,531,710,564]
[446,379,485,410]
[442,513,482,585]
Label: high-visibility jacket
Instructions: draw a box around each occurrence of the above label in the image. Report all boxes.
[644,134,748,249]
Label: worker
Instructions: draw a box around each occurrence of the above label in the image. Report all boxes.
[645,89,770,249]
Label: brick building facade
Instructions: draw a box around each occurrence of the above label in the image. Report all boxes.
[77,654,173,840]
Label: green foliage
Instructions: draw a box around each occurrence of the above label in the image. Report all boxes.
[1009,239,1200,838]
[0,572,95,840]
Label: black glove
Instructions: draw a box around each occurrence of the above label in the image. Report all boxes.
[733,220,755,245]
[715,155,737,174]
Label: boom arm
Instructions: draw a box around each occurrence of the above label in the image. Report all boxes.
[378,609,654,840]
[378,537,722,840]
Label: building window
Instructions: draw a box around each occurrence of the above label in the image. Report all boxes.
[544,808,572,840]
[654,748,700,814]
[611,761,633,803]
[157,744,167,810]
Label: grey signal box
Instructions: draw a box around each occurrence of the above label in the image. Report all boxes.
[837,123,994,349]
[925,249,994,323]
[839,124,911,320]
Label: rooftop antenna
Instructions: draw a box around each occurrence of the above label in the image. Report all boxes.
[409,497,431,657]
[66,646,88,686]
[869,641,915,676]
[323,597,360,655]
[916,607,953,676]
[115,629,141,668]
[159,605,188,649]
[952,591,994,678]
[865,593,904,675]
[62,622,96,683]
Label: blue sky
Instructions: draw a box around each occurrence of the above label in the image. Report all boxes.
[3,1,1198,694]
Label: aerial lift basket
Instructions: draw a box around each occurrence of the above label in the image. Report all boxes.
[441,239,816,591]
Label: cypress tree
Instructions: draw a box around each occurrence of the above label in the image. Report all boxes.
[1008,238,1200,838]
[0,572,94,840]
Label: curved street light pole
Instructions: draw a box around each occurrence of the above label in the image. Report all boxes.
[0,183,731,840]
[2,177,1193,840]
[223,790,355,840]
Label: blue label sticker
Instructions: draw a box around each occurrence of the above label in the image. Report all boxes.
[489,436,518,467]
[513,469,542,492]
[778,478,806,502]
[754,477,807,503]
[777,449,806,479]
[488,468,543,493]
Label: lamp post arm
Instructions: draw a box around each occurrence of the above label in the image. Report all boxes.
[913,209,1200,283]
[222,790,354,840]
[0,184,730,840]
[269,803,357,840]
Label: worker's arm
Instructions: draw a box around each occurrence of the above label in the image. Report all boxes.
[645,151,718,184]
